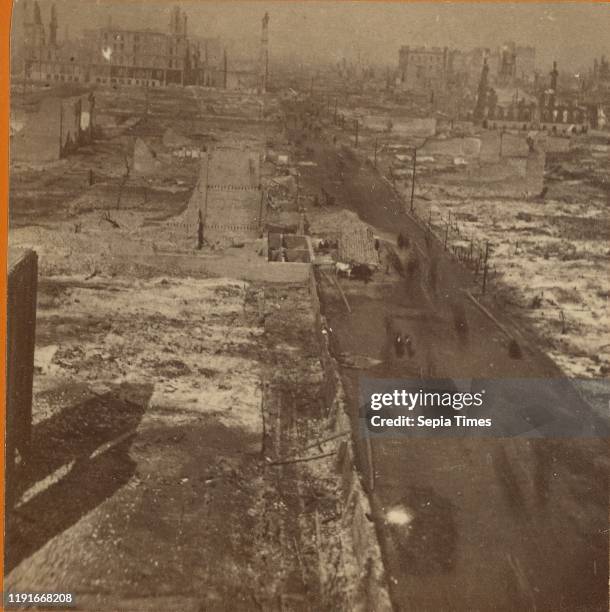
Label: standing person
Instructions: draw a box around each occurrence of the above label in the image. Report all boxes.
[404,334,414,357]
[394,333,405,357]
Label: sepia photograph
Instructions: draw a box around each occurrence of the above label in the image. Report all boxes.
[3,1,609,610]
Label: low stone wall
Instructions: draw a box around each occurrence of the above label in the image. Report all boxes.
[308,268,392,611]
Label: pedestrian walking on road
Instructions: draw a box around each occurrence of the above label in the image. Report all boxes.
[394,333,405,357]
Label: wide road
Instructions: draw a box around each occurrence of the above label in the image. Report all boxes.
[306,142,608,611]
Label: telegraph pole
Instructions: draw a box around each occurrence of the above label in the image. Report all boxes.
[354,119,359,147]
[198,151,210,249]
[410,148,417,212]
[374,139,378,167]
[482,241,490,294]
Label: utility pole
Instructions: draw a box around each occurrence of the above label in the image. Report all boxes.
[374,139,378,167]
[197,210,204,250]
[354,119,359,147]
[58,104,64,158]
[482,240,490,294]
[258,187,265,229]
[334,98,338,124]
[198,151,210,249]
[410,147,417,212]
[223,48,228,89]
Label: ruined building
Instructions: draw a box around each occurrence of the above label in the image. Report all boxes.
[587,56,610,96]
[17,3,265,90]
[397,46,459,94]
[473,59,490,121]
[474,59,588,134]
[11,93,96,162]
[460,43,536,90]
[497,43,517,87]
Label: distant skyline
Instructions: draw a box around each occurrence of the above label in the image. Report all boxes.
[12,1,610,72]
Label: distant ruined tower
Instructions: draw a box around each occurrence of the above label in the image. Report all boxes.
[550,60,558,93]
[24,0,46,50]
[474,58,489,121]
[22,0,46,73]
[549,60,559,108]
[259,12,269,93]
[169,6,187,36]
[49,4,58,47]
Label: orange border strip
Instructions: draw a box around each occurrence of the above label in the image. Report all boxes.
[0,0,11,605]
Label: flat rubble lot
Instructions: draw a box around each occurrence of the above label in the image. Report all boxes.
[406,139,609,381]
[367,130,609,381]
[7,86,374,610]
[5,270,363,609]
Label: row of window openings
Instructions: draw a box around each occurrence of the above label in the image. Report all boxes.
[46,74,79,82]
[43,73,160,86]
[105,40,182,55]
[103,34,177,43]
[110,56,180,68]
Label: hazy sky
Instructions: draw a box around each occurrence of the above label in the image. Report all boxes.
[12,0,610,71]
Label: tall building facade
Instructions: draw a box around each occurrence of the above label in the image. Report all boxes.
[18,3,239,89]
[398,46,459,93]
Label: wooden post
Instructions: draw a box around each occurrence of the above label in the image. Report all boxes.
[197,209,204,250]
[410,148,417,212]
[374,138,378,167]
[199,152,210,247]
[258,188,265,229]
[482,240,490,294]
[58,103,64,158]
[354,119,359,147]
[334,98,338,124]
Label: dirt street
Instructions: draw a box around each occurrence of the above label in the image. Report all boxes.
[304,141,609,611]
